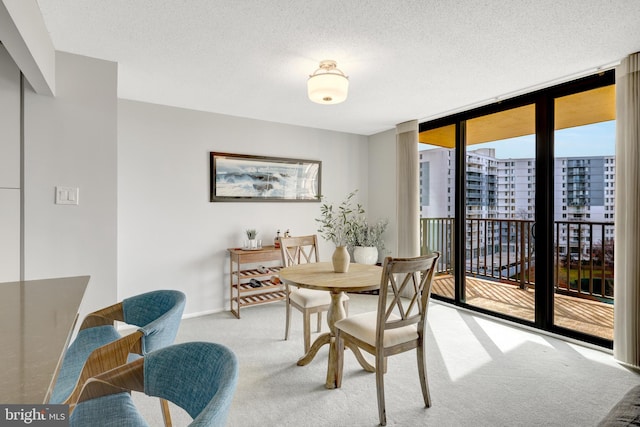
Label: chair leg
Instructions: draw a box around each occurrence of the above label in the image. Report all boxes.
[417,341,431,408]
[375,351,387,426]
[284,293,291,341]
[303,311,311,353]
[335,330,344,388]
[160,398,172,427]
[316,312,322,332]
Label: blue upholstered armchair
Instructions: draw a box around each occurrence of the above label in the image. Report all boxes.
[70,341,239,427]
[49,290,186,415]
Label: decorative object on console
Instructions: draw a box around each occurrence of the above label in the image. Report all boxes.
[245,229,260,249]
[274,230,281,248]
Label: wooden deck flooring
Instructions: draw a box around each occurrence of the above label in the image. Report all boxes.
[432,275,614,341]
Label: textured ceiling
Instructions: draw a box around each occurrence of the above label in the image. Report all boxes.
[35,0,640,136]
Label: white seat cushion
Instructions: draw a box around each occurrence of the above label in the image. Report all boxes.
[335,312,418,348]
[289,288,349,308]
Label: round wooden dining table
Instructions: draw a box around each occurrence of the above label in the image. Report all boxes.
[279,261,382,389]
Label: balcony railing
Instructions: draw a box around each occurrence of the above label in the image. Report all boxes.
[421,217,615,303]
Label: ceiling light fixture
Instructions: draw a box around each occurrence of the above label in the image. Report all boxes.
[307,60,349,104]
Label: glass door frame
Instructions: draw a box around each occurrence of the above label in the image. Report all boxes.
[420,70,614,349]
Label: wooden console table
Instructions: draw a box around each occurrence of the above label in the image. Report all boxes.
[0,276,89,403]
[227,246,284,318]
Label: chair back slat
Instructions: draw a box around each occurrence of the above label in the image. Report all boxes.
[279,235,320,267]
[377,253,440,337]
[76,358,145,403]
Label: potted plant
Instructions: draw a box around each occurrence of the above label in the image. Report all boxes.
[349,218,388,264]
[315,191,364,272]
[245,229,259,249]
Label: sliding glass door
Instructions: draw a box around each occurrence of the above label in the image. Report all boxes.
[419,71,615,347]
[553,85,615,340]
[464,105,536,322]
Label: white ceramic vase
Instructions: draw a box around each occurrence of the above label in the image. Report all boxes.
[353,246,378,265]
[332,246,350,273]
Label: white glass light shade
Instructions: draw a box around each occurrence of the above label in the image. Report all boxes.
[307,60,349,104]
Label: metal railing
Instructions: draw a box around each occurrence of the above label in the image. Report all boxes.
[421,217,615,302]
[554,221,614,300]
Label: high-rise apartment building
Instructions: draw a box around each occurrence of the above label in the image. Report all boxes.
[420,147,614,220]
[419,147,615,259]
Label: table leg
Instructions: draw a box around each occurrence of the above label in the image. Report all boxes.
[296,290,346,368]
[296,333,330,366]
[297,291,375,387]
[324,291,348,389]
[345,342,375,372]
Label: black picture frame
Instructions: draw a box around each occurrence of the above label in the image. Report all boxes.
[210,152,321,202]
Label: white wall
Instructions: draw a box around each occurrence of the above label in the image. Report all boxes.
[0,44,21,282]
[23,52,118,318]
[118,100,369,316]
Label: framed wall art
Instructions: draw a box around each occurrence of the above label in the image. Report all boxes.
[210,152,321,202]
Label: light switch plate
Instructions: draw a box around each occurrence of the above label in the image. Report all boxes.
[55,186,79,205]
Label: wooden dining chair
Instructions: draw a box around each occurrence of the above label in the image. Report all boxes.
[70,341,239,427]
[49,290,186,426]
[280,235,348,353]
[334,252,440,426]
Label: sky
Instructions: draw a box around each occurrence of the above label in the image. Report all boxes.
[420,120,616,159]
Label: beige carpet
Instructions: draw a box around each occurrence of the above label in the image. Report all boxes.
[133,294,639,426]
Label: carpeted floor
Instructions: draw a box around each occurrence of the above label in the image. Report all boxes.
[133,294,640,426]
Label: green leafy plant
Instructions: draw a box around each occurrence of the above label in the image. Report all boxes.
[315,191,364,247]
[246,229,258,239]
[349,218,388,252]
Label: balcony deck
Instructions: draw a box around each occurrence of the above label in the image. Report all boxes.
[432,275,614,340]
